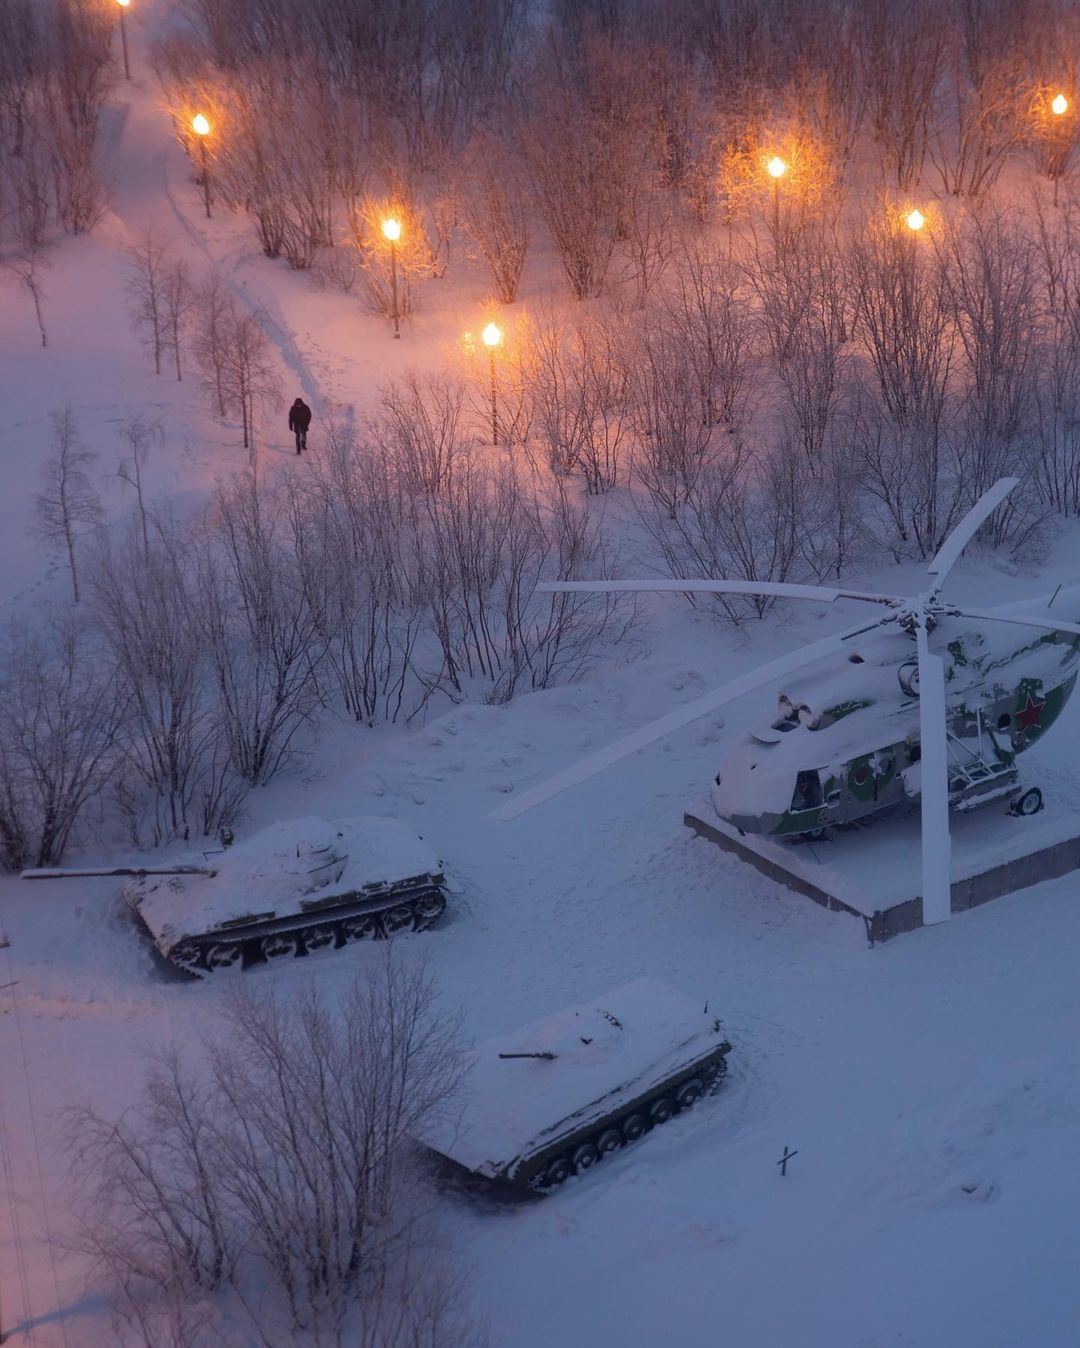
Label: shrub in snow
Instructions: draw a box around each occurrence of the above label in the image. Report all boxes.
[67,955,484,1347]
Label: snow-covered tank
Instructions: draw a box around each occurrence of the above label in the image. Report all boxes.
[417,979,732,1191]
[23,816,448,975]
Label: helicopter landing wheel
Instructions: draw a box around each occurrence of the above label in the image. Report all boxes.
[802,827,828,843]
[1011,787,1043,817]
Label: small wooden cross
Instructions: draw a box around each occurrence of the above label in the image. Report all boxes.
[777,1146,798,1177]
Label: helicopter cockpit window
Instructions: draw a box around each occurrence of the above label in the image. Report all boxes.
[791,770,822,812]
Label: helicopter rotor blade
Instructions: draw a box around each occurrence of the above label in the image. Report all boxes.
[915,622,953,925]
[926,478,1020,594]
[491,615,891,822]
[948,606,1080,640]
[537,579,896,606]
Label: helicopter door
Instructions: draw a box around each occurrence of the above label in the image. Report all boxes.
[790,770,822,812]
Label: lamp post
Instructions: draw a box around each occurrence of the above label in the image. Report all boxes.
[116,0,131,80]
[482,322,503,444]
[766,155,788,238]
[191,114,211,219]
[1051,93,1070,203]
[382,217,401,338]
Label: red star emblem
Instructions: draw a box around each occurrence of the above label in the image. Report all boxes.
[1014,691,1046,733]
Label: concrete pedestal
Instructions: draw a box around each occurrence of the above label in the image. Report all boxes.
[684,796,1080,943]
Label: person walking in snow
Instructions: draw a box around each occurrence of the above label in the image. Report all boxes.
[289,397,312,454]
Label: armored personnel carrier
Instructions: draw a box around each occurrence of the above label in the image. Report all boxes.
[23,816,448,975]
[417,979,732,1191]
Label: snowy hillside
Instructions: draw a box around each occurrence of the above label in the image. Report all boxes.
[3,1,1080,1345]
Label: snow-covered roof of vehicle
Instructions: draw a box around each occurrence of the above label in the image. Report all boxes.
[712,589,1080,816]
[418,978,727,1179]
[129,816,442,950]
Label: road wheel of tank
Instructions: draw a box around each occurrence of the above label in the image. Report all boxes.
[170,940,205,973]
[205,942,242,971]
[382,905,415,936]
[261,932,299,962]
[302,924,337,954]
[675,1079,703,1110]
[412,890,447,929]
[622,1114,648,1143]
[340,914,379,942]
[571,1142,599,1173]
[701,1059,727,1088]
[649,1096,675,1125]
[597,1128,622,1157]
[543,1156,572,1187]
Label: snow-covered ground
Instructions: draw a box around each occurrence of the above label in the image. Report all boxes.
[3,26,1080,1348]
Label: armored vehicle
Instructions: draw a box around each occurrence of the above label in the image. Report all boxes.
[417,979,732,1191]
[23,816,448,975]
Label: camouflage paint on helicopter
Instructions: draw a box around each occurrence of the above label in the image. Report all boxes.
[710,599,1080,842]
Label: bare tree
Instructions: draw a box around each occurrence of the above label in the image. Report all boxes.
[848,216,961,555]
[88,516,241,845]
[747,218,852,472]
[521,46,627,300]
[631,317,721,517]
[0,616,123,869]
[1030,189,1080,515]
[200,472,325,784]
[219,302,282,454]
[117,413,162,558]
[125,228,170,375]
[458,131,529,304]
[928,2,1024,200]
[2,246,49,347]
[303,424,429,724]
[164,257,195,380]
[861,0,946,189]
[375,372,470,496]
[192,267,231,417]
[32,406,103,602]
[941,205,1040,542]
[663,238,756,431]
[68,956,483,1346]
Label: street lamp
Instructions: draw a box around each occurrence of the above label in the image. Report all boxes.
[382,217,401,338]
[191,114,211,219]
[905,208,926,232]
[115,0,131,81]
[481,322,503,445]
[1052,93,1069,116]
[766,155,788,236]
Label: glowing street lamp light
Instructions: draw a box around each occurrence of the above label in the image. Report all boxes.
[481,321,503,445]
[766,156,788,236]
[115,0,131,81]
[382,217,402,338]
[1052,92,1069,116]
[905,208,926,232]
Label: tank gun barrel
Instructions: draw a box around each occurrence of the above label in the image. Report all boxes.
[21,865,218,880]
[498,1051,558,1061]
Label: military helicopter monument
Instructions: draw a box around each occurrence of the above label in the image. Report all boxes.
[495,479,1080,940]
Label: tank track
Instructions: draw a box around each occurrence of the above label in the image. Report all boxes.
[163,885,448,976]
[517,1044,732,1191]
